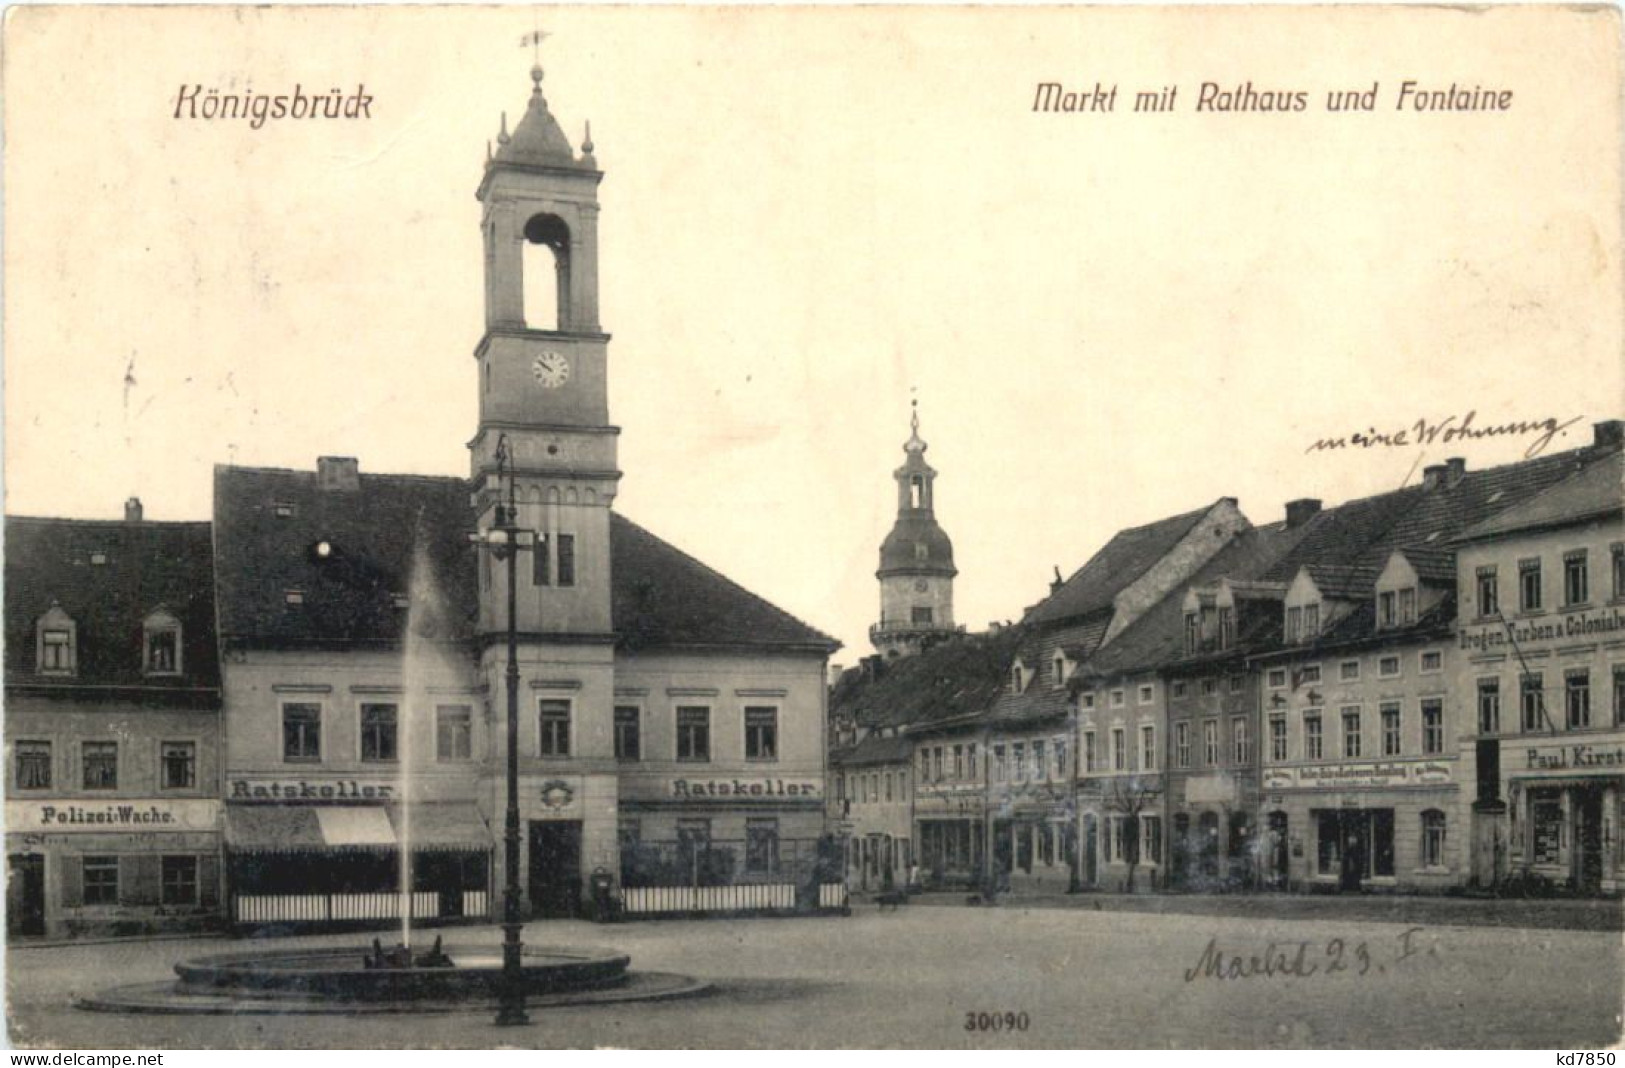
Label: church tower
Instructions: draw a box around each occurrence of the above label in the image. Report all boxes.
[870,405,958,658]
[471,63,617,639]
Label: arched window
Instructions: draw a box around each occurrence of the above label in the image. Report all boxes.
[35,604,76,676]
[143,608,182,676]
[1420,809,1447,869]
[522,213,571,331]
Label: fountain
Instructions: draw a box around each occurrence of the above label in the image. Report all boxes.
[78,532,706,1017]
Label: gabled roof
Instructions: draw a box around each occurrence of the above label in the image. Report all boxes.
[1392,546,1456,586]
[1022,503,1216,626]
[1454,451,1624,543]
[4,516,220,696]
[213,464,836,653]
[829,626,1026,732]
[830,731,913,768]
[1301,563,1383,601]
[1086,519,1312,679]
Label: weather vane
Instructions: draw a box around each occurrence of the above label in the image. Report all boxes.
[520,28,550,66]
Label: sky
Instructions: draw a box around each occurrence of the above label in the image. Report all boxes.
[5,5,1621,661]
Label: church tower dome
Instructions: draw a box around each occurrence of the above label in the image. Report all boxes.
[870,404,959,658]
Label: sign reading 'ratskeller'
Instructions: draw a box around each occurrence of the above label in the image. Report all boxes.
[230,779,396,801]
[671,778,819,799]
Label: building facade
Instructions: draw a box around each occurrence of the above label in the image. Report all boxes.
[5,505,223,939]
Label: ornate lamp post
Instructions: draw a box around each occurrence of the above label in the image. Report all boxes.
[470,434,536,1027]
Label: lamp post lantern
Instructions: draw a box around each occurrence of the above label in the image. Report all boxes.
[470,433,536,1027]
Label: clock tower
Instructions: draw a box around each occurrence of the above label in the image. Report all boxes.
[871,405,959,658]
[472,64,618,639]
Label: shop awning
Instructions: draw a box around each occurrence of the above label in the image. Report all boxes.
[227,804,490,854]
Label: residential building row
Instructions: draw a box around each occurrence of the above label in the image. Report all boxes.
[831,418,1625,898]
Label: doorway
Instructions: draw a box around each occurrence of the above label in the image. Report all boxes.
[7,854,45,938]
[1339,813,1369,891]
[527,820,582,919]
[1575,787,1604,894]
[1082,815,1098,887]
[1266,811,1289,891]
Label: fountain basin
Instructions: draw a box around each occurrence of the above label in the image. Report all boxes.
[173,945,630,1002]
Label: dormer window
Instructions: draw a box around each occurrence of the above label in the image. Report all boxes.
[36,605,76,676]
[1303,603,1320,639]
[1011,663,1025,694]
[143,609,182,676]
[1398,588,1417,625]
[1378,591,1396,628]
[1053,655,1068,687]
[1286,606,1302,643]
[1218,607,1235,649]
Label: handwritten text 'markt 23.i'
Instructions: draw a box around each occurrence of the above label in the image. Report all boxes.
[173,85,374,128]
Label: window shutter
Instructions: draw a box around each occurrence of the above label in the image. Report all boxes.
[199,854,220,909]
[60,854,83,908]
[124,854,162,906]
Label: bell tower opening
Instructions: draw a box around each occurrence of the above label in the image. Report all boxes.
[522,213,572,331]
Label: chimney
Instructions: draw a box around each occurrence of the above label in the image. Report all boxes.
[1284,498,1321,528]
[1594,420,1624,449]
[123,497,143,523]
[1050,565,1064,594]
[1445,457,1467,486]
[316,456,361,492]
[1421,463,1448,490]
[827,663,844,688]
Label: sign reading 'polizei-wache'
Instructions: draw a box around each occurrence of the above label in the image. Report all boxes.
[5,799,220,833]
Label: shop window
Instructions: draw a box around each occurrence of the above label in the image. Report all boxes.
[1564,550,1589,606]
[674,706,709,762]
[1141,726,1156,772]
[1420,811,1447,869]
[283,703,322,762]
[1316,811,1341,876]
[1231,716,1249,765]
[745,819,780,874]
[1381,703,1401,756]
[1478,678,1501,735]
[1476,566,1499,618]
[1303,711,1323,760]
[36,606,76,676]
[437,705,474,761]
[1422,699,1444,754]
[1269,715,1287,762]
[1341,707,1362,759]
[15,741,51,790]
[83,856,119,905]
[1521,674,1546,732]
[161,741,196,789]
[360,703,399,762]
[1203,720,1218,766]
[1566,670,1591,729]
[1174,723,1189,769]
[744,706,778,761]
[143,610,182,675]
[1532,791,1563,866]
[82,741,117,790]
[162,855,199,906]
[1371,810,1395,877]
[539,699,572,758]
[1141,816,1162,866]
[613,705,640,762]
[1520,558,1543,612]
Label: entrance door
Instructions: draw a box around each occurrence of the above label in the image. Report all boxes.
[1171,813,1190,889]
[1576,789,1604,894]
[528,821,582,919]
[1082,816,1098,886]
[1340,812,1368,892]
[7,854,45,938]
[1266,812,1289,891]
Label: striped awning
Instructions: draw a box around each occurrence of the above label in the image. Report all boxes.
[226,804,490,854]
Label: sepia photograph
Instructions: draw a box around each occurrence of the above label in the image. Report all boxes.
[2,3,1622,1051]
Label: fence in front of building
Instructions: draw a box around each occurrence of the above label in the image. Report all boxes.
[233,890,490,924]
[618,837,847,917]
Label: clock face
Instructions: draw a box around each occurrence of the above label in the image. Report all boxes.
[532,351,570,389]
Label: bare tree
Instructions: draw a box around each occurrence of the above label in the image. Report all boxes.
[1103,774,1162,893]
